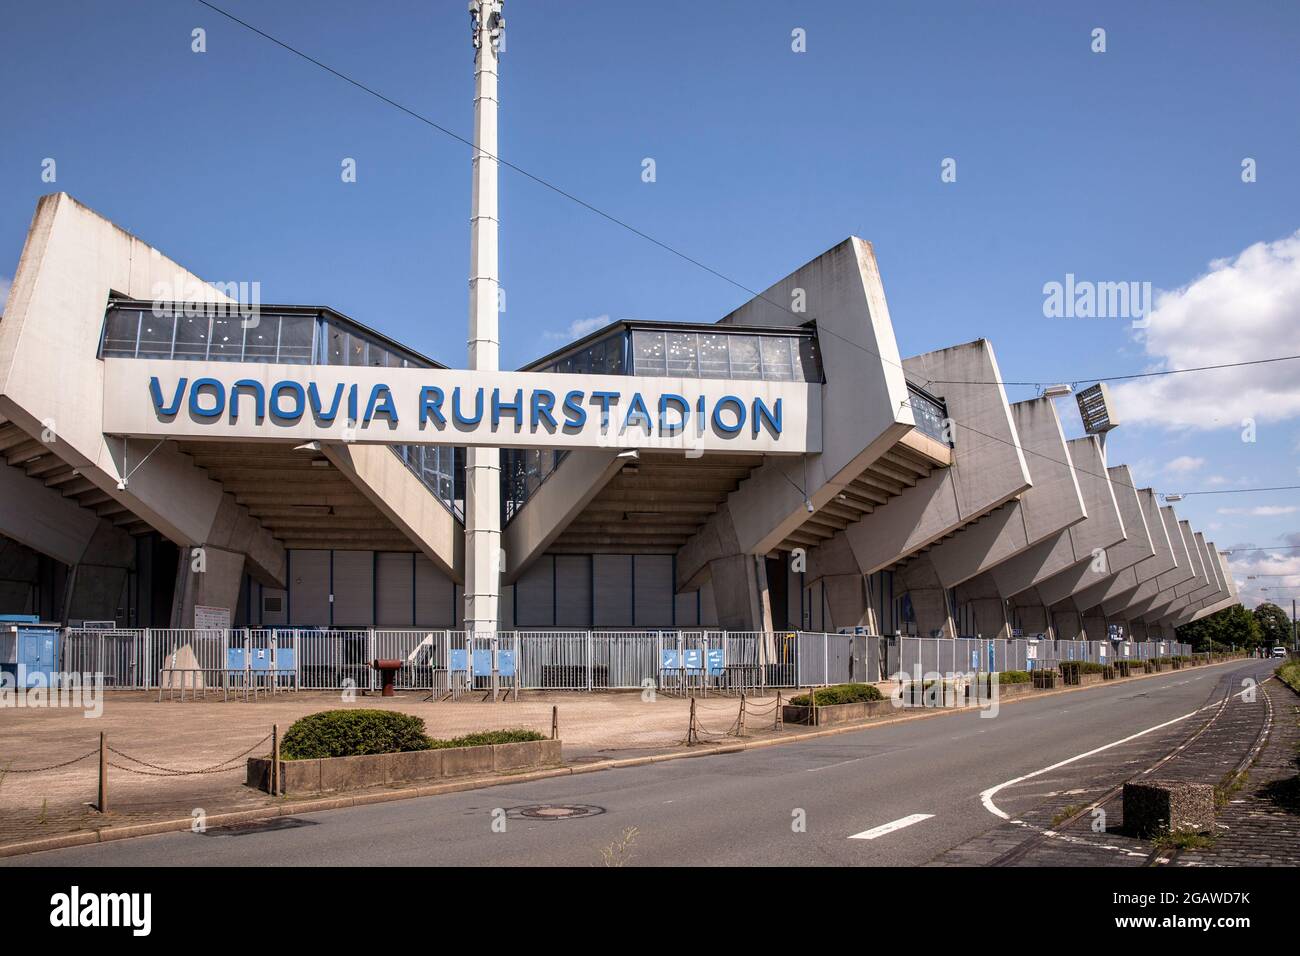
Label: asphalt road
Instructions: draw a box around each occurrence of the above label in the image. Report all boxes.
[4,658,1276,867]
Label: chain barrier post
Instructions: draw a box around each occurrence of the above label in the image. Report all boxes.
[97,731,108,813]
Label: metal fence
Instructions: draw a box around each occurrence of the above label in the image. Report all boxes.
[57,628,1191,693]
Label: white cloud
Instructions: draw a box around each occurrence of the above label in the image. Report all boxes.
[1165,455,1205,474]
[1216,505,1298,516]
[544,315,612,343]
[1110,230,1300,430]
[1226,549,1300,609]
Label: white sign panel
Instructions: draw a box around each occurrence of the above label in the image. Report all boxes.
[102,360,820,455]
[194,605,231,630]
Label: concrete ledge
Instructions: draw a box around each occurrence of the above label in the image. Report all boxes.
[782,698,895,726]
[247,739,562,795]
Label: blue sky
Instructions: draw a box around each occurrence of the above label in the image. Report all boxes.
[2,1,1298,603]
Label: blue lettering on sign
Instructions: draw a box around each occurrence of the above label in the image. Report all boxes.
[310,382,345,423]
[146,379,787,440]
[270,381,305,421]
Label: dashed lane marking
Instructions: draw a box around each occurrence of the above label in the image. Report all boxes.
[849,813,934,840]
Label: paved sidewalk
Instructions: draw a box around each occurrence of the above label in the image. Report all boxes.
[0,689,783,849]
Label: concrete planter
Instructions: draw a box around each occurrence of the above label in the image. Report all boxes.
[783,698,896,726]
[989,680,1035,699]
[247,739,562,795]
[1079,672,1103,685]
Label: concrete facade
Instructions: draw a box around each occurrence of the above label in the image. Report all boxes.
[0,194,1242,641]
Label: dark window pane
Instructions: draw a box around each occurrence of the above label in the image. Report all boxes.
[727,335,760,378]
[698,334,729,378]
[760,336,794,381]
[604,335,625,374]
[278,315,315,364]
[174,315,211,360]
[326,326,348,366]
[136,314,174,359]
[102,310,141,356]
[209,315,243,360]
[665,332,698,376]
[795,337,822,382]
[632,330,666,375]
[243,315,279,362]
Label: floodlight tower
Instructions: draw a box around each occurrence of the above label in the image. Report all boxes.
[464,0,505,636]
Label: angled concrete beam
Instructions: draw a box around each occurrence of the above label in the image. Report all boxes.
[846,339,1031,573]
[1094,489,1176,616]
[323,442,465,582]
[1016,436,1127,607]
[927,397,1084,588]
[0,193,285,586]
[709,238,913,557]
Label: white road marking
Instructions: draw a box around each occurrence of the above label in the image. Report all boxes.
[806,756,867,772]
[980,673,1264,821]
[849,813,934,840]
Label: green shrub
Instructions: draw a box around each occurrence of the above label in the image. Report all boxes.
[789,683,885,707]
[1060,660,1105,674]
[1277,661,1300,695]
[427,729,547,749]
[995,670,1031,684]
[280,710,433,760]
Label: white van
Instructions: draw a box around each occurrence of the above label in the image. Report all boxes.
[1273,646,1289,658]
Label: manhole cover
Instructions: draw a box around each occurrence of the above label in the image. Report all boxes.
[509,804,605,820]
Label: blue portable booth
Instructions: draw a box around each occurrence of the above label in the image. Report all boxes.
[0,614,61,687]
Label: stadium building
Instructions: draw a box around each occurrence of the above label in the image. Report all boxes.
[0,193,1237,645]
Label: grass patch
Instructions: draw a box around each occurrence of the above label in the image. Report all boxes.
[1276,660,1300,695]
[1151,829,1215,851]
[426,729,547,750]
[789,683,885,707]
[280,710,546,759]
[1051,803,1088,827]
[1214,769,1249,808]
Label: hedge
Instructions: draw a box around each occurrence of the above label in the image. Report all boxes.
[280,710,433,760]
[789,683,885,707]
[279,710,548,760]
[1060,660,1106,674]
[995,670,1031,684]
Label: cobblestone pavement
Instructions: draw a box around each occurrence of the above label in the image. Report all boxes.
[929,666,1300,866]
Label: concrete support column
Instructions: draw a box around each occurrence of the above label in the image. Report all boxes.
[822,573,870,632]
[956,575,1010,639]
[1082,610,1108,641]
[169,545,245,629]
[707,554,772,631]
[1012,602,1050,639]
[896,556,954,638]
[1051,604,1085,641]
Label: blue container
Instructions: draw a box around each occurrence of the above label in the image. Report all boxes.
[0,618,60,688]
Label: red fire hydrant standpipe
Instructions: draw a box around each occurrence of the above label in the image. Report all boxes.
[372,659,403,697]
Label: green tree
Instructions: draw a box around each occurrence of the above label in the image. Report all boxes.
[1176,604,1261,651]
[1253,602,1292,648]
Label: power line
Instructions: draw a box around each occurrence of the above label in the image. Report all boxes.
[1170,485,1300,497]
[194,0,1294,518]
[928,354,1300,388]
[193,0,1297,401]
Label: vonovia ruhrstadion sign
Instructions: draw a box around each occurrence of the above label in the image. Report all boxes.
[101,362,821,454]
